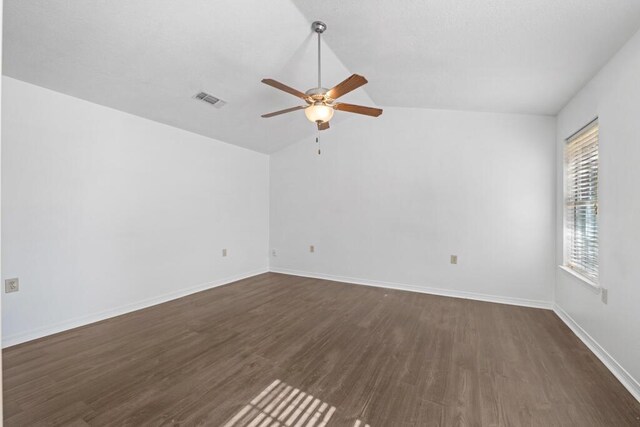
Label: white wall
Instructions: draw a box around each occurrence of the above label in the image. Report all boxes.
[270,108,556,306]
[1,77,269,346]
[1,0,5,414]
[555,28,640,396]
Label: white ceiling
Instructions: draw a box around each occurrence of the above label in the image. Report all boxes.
[4,1,640,153]
[3,0,374,154]
[294,0,640,115]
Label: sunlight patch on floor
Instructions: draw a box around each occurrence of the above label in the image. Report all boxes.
[223,379,370,427]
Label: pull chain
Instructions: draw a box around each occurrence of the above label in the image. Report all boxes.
[316,134,321,155]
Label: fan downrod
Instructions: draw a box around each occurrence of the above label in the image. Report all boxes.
[259,19,383,126]
[312,21,327,34]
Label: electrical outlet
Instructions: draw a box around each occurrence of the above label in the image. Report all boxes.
[601,288,608,304]
[5,278,19,293]
[222,248,227,257]
[310,245,315,253]
[450,255,458,265]
[271,248,277,257]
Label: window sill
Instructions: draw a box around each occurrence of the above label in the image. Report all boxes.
[558,265,600,291]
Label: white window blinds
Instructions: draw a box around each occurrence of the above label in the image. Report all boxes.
[564,119,599,283]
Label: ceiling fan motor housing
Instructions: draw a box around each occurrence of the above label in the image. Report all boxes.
[305,87,331,102]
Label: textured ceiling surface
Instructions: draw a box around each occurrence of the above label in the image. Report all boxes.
[4,0,640,153]
[294,0,640,115]
[3,0,373,153]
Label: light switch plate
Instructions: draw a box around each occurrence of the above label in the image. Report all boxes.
[310,245,315,253]
[5,278,19,293]
[222,248,227,257]
[601,288,608,304]
[450,255,458,265]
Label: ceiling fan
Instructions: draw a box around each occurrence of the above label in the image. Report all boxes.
[261,21,382,131]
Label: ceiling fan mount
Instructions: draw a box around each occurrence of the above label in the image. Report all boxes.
[311,21,327,34]
[260,20,382,131]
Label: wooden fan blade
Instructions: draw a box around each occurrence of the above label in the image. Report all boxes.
[317,121,330,131]
[261,79,309,100]
[326,74,368,100]
[335,103,383,117]
[261,106,306,118]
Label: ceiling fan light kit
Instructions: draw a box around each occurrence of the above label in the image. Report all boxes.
[261,21,382,131]
[305,102,334,123]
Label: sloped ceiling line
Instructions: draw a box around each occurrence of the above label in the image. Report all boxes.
[4,0,640,153]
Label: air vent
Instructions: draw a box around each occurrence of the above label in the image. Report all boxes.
[194,91,226,108]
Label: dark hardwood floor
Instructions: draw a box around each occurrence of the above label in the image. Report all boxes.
[3,273,640,426]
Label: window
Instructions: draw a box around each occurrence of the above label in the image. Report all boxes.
[564,119,599,285]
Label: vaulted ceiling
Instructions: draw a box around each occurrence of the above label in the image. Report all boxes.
[294,0,640,115]
[4,0,640,153]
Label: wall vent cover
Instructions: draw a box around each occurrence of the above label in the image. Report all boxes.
[194,92,226,108]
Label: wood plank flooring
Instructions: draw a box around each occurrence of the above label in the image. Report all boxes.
[3,273,640,426]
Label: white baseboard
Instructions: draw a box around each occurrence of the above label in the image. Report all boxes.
[270,268,639,402]
[2,268,269,348]
[7,266,637,403]
[553,304,640,402]
[269,267,553,310]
